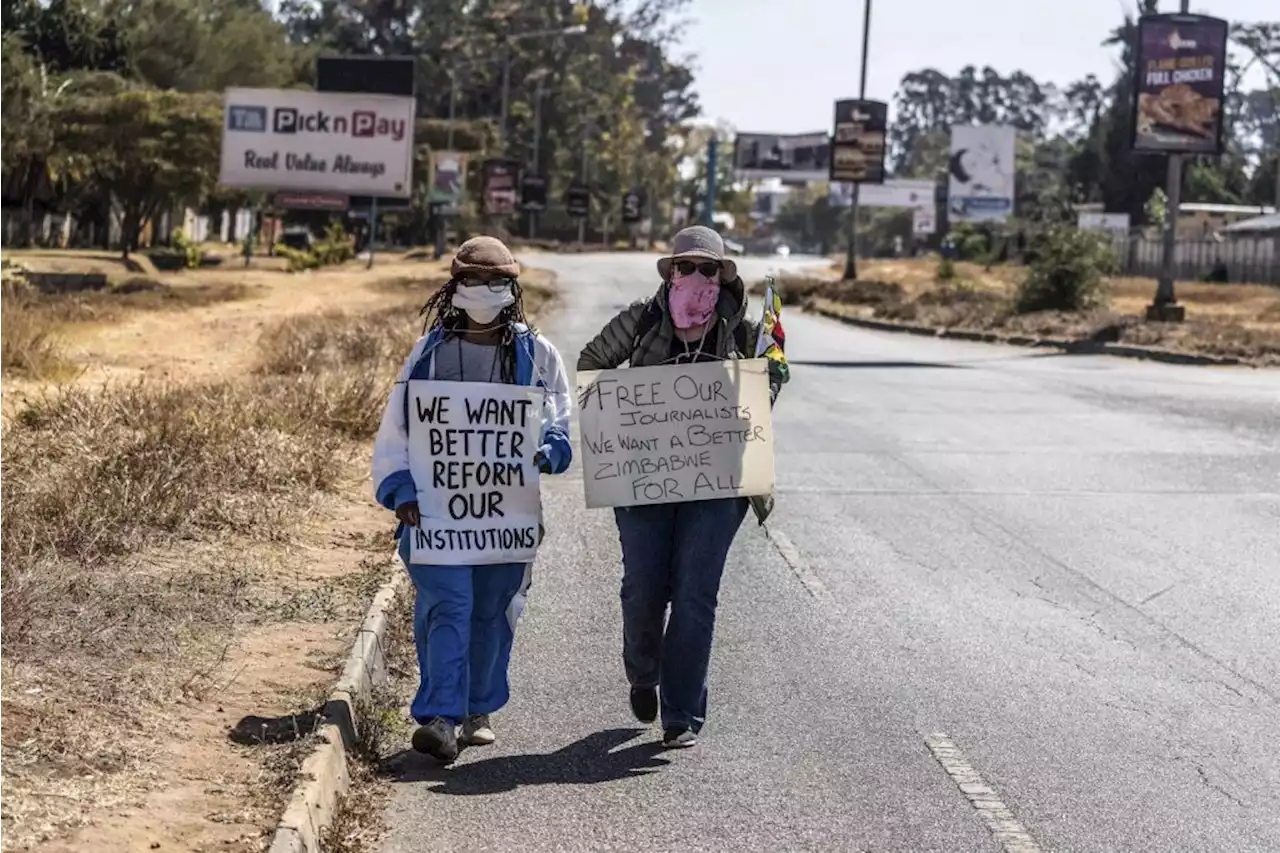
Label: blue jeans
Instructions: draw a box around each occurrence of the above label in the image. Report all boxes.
[614,498,748,732]
[400,537,527,724]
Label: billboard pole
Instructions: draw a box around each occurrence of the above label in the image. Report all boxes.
[704,135,717,227]
[1148,0,1191,322]
[842,0,872,280]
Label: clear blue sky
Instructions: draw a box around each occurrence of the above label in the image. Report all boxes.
[678,0,1277,133]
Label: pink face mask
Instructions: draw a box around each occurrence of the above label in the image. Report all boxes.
[668,272,720,329]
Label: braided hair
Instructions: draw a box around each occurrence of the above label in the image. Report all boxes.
[418,276,533,384]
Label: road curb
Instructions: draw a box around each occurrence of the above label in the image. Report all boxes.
[267,563,407,853]
[808,304,1245,367]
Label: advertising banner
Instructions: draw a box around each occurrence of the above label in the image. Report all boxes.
[912,206,937,235]
[565,182,590,218]
[1132,14,1229,155]
[219,87,415,198]
[406,381,544,566]
[520,174,548,212]
[576,360,775,509]
[482,159,520,216]
[947,125,1016,223]
[830,179,935,209]
[427,150,467,208]
[733,132,831,182]
[622,190,645,223]
[1077,212,1132,232]
[829,99,888,184]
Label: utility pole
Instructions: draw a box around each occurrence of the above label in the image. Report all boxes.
[528,75,544,239]
[578,119,589,245]
[704,135,717,227]
[434,64,458,260]
[1147,0,1191,321]
[842,0,872,280]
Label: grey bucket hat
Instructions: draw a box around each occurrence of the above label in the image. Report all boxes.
[657,225,738,282]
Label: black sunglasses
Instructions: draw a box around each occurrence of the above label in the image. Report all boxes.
[458,276,516,292]
[674,260,721,277]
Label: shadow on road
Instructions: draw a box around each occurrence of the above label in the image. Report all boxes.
[788,359,970,369]
[385,727,670,794]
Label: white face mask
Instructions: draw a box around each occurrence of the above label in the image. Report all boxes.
[452,283,516,325]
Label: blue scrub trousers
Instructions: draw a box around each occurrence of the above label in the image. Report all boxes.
[399,538,527,725]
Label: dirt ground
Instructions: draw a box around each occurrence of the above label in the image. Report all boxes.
[777,258,1280,365]
[0,251,554,852]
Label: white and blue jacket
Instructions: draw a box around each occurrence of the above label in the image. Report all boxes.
[371,323,573,546]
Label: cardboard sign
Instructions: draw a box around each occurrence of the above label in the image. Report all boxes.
[576,360,775,508]
[406,381,543,565]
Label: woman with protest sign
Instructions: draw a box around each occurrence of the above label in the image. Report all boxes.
[372,236,573,763]
[577,226,788,748]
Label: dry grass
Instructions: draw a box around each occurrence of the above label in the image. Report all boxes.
[1,273,252,378]
[767,259,1280,365]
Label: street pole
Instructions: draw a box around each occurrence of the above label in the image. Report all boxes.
[367,196,378,269]
[435,67,458,260]
[842,0,872,280]
[528,76,543,240]
[578,119,589,245]
[1148,0,1190,320]
[499,40,511,156]
[704,136,717,227]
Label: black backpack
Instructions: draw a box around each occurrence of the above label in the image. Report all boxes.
[630,300,751,365]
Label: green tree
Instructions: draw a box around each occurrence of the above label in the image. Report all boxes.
[51,89,222,256]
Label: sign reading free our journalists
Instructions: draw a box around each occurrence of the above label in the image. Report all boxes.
[576,360,775,508]
[406,381,544,565]
[220,87,415,198]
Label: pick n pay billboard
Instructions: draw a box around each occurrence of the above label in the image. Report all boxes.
[219,87,415,198]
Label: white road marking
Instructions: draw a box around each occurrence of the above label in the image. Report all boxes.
[926,733,1045,853]
[764,527,831,602]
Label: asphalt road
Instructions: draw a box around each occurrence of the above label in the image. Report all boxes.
[379,253,1280,853]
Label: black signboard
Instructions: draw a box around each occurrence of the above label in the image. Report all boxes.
[829,99,888,184]
[317,55,416,98]
[622,190,645,223]
[565,182,590,218]
[520,174,548,212]
[482,159,521,216]
[1132,14,1229,155]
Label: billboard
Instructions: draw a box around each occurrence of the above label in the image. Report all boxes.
[622,190,645,223]
[830,179,935,209]
[219,88,414,198]
[520,174,548,212]
[733,132,831,182]
[427,150,467,208]
[1132,14,1228,155]
[947,125,1016,223]
[275,191,349,211]
[482,159,520,216]
[829,99,887,184]
[912,206,937,235]
[565,183,590,218]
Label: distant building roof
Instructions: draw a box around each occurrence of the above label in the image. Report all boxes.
[1220,212,1280,235]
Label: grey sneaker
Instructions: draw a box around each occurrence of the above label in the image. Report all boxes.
[460,714,496,746]
[411,716,459,763]
[662,726,697,749]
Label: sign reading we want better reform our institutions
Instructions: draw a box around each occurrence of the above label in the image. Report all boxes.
[406,381,545,565]
[219,87,415,198]
[576,360,775,509]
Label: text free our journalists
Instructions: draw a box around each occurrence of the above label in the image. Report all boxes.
[243,150,386,178]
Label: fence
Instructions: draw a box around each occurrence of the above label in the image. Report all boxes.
[1108,234,1279,285]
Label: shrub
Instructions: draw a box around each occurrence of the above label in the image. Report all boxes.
[938,256,956,281]
[171,228,202,269]
[1014,226,1116,314]
[314,222,356,266]
[275,243,320,272]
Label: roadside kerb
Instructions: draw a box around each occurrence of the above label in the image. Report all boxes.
[808,301,1245,367]
[267,562,408,853]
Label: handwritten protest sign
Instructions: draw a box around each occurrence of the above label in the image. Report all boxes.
[406,380,543,565]
[576,359,774,508]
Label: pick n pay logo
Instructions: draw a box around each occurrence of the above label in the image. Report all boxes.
[227,105,267,132]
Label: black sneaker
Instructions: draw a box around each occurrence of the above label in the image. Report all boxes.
[629,686,658,723]
[662,726,697,749]
[411,716,459,763]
